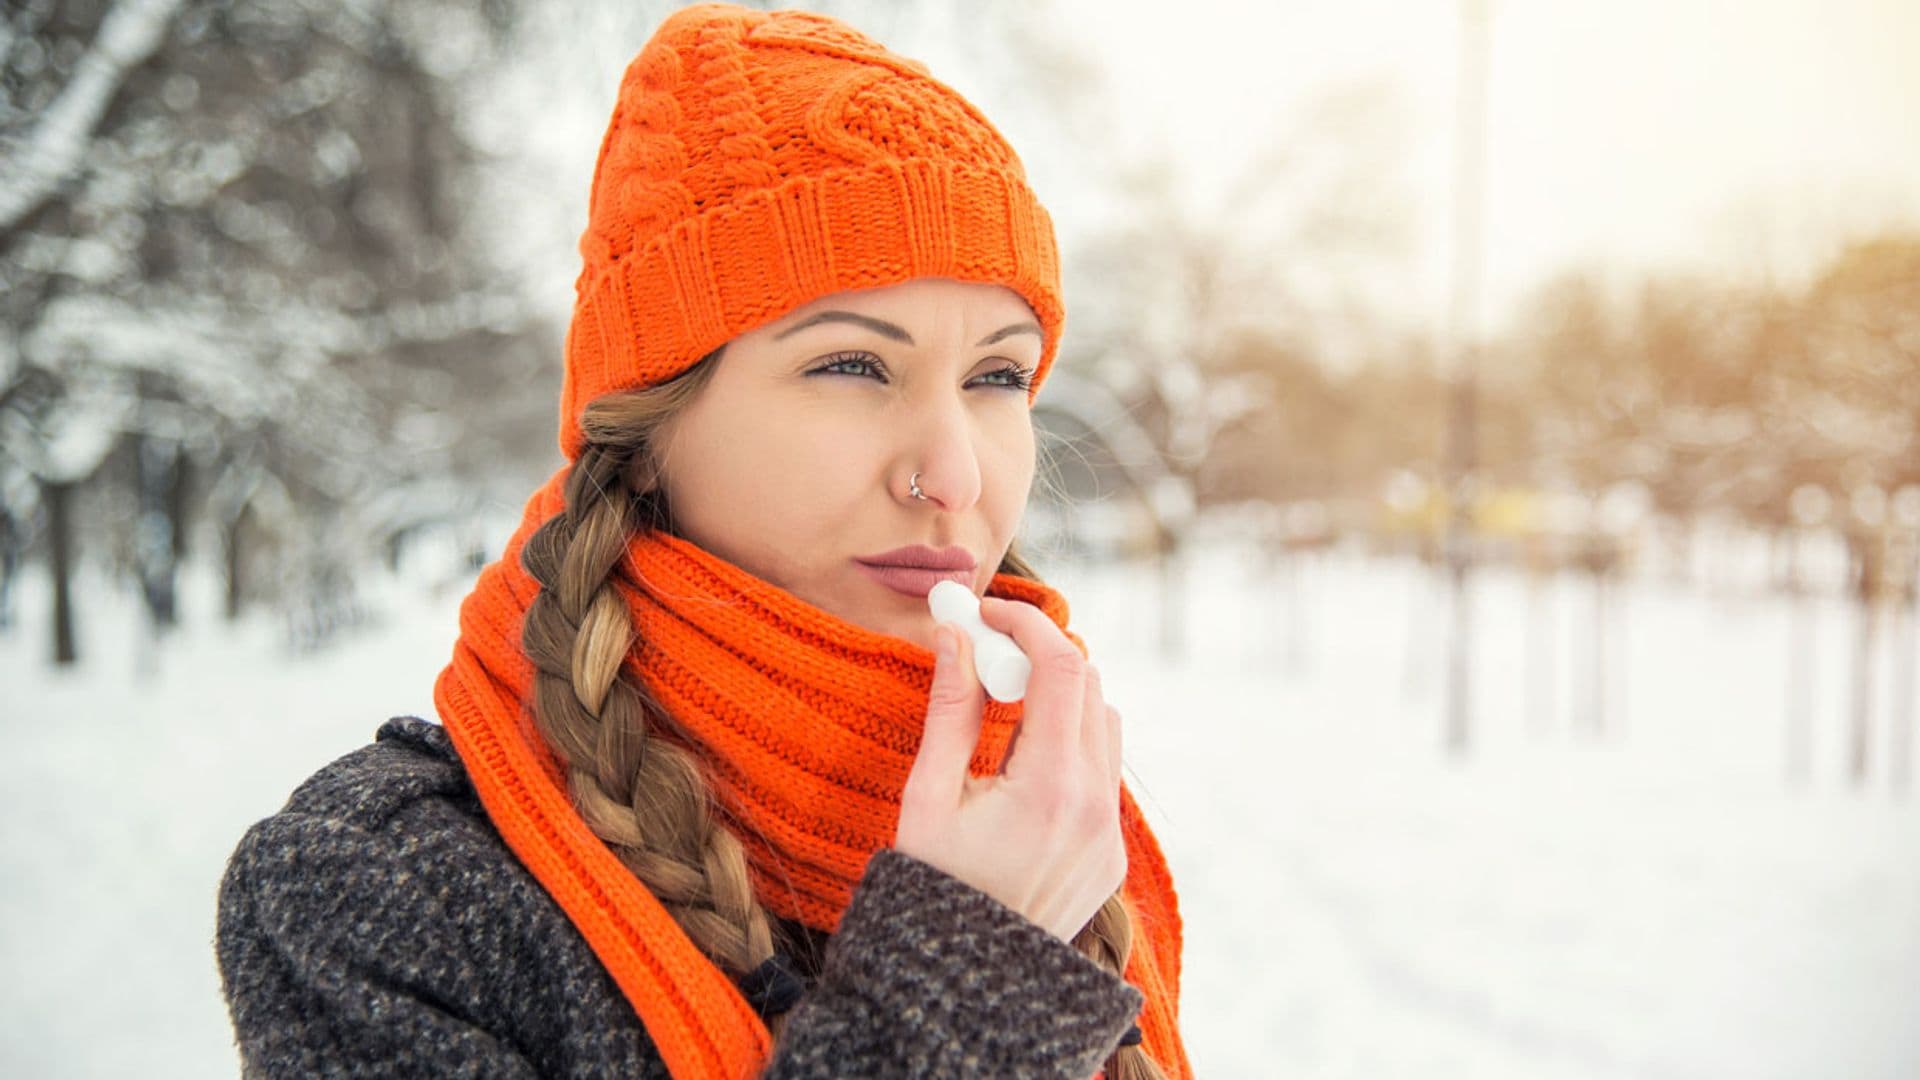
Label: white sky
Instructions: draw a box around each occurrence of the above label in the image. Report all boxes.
[1052,0,1920,337]
[488,1,1920,350]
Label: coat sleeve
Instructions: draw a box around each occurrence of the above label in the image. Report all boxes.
[763,847,1145,1079]
[217,809,1139,1079]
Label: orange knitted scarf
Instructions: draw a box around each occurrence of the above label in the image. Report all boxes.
[433,465,1192,1080]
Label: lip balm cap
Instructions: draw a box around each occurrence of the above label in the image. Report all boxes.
[927,580,975,624]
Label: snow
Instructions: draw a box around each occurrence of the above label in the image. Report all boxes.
[1,537,1915,1078]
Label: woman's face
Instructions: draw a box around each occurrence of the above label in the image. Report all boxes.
[651,276,1042,652]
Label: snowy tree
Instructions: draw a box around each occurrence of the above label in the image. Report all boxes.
[2,0,548,662]
[1055,82,1414,656]
[1799,234,1920,786]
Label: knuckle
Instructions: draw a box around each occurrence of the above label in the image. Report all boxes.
[1038,647,1085,681]
[1040,779,1084,829]
[928,682,971,709]
[899,784,948,827]
[1079,791,1115,835]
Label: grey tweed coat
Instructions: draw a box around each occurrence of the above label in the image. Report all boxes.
[215,717,1145,1077]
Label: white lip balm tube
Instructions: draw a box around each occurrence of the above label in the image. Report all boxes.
[927,580,1032,703]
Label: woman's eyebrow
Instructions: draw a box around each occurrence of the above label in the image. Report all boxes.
[976,322,1042,347]
[772,310,1042,348]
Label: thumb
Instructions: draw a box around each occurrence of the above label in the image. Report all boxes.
[906,622,986,809]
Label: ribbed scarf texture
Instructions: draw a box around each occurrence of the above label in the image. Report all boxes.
[434,464,1192,1080]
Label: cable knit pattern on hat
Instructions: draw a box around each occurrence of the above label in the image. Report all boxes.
[559,2,1064,460]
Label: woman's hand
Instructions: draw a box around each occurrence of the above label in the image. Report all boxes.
[894,596,1127,944]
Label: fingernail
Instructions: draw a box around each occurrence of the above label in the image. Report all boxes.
[936,625,957,660]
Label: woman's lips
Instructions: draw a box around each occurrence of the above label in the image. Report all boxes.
[854,561,973,598]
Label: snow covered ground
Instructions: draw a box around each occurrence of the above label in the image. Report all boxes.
[2,537,1915,1078]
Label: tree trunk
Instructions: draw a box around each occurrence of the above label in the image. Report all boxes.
[1526,554,1555,736]
[1891,589,1914,797]
[44,478,77,665]
[137,435,182,630]
[1785,531,1814,786]
[0,508,17,631]
[1848,537,1878,788]
[1887,541,1915,798]
[1402,539,1434,701]
[1586,566,1608,740]
[1155,530,1185,660]
[168,445,193,566]
[1446,547,1472,753]
[223,502,249,621]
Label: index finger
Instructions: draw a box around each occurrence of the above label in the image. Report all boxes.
[979,596,1086,782]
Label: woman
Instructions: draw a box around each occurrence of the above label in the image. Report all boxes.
[215,4,1191,1078]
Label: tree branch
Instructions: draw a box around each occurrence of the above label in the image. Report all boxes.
[0,0,187,234]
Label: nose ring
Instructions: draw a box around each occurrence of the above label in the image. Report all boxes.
[909,472,928,501]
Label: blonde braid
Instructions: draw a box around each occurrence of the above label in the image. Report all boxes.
[1072,892,1166,1079]
[519,364,800,1042]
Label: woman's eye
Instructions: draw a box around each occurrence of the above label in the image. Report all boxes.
[814,352,886,380]
[980,364,1035,392]
[808,353,1034,392]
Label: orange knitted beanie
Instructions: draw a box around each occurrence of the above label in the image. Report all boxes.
[558,1,1065,460]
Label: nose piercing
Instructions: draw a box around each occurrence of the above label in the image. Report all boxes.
[909,471,928,500]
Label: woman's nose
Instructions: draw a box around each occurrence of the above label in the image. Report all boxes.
[898,403,982,511]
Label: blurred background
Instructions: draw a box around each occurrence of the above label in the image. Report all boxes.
[3,0,1917,1076]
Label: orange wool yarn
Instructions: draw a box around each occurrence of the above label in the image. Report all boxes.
[555,2,1065,462]
[434,466,1192,1079]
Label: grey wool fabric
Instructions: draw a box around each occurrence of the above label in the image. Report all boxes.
[215,717,1145,1078]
